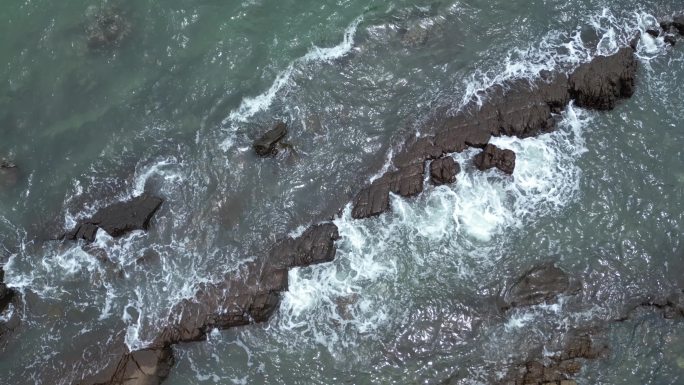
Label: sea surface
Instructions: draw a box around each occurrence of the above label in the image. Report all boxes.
[1,0,683,384]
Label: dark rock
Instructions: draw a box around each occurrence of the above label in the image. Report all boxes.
[352,164,424,219]
[269,223,340,268]
[393,136,443,168]
[664,35,677,46]
[86,6,131,49]
[629,32,641,50]
[646,29,660,38]
[473,144,516,175]
[67,195,164,242]
[434,122,491,153]
[92,347,174,385]
[430,157,460,185]
[674,15,684,35]
[253,121,288,157]
[503,263,578,310]
[0,266,15,313]
[568,47,638,110]
[154,223,338,346]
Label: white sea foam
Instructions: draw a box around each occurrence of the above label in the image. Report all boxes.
[220,16,363,150]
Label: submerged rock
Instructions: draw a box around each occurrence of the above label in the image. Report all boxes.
[430,157,459,185]
[91,347,174,385]
[253,121,288,157]
[352,164,424,219]
[502,263,579,310]
[67,194,164,242]
[568,47,638,110]
[0,159,20,189]
[473,144,516,175]
[664,35,677,46]
[85,6,131,49]
[674,15,684,34]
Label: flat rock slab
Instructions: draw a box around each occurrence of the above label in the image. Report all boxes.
[253,121,288,156]
[430,157,460,185]
[67,195,164,242]
[473,144,516,175]
[569,47,637,110]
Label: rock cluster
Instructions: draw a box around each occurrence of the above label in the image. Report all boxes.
[67,195,164,242]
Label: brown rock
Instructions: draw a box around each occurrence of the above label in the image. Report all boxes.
[473,144,516,175]
[352,164,424,219]
[430,157,460,185]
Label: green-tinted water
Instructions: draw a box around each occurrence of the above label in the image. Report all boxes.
[1,0,683,384]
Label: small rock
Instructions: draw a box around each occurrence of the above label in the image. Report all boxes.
[253,121,288,157]
[646,28,660,38]
[664,35,677,46]
[430,157,460,185]
[0,160,19,189]
[473,144,516,175]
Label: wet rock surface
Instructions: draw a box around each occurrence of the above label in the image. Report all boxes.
[502,263,579,310]
[499,331,608,385]
[568,46,637,110]
[87,347,174,385]
[67,195,164,242]
[0,266,15,314]
[473,144,516,175]
[352,163,424,219]
[430,157,459,185]
[253,121,288,156]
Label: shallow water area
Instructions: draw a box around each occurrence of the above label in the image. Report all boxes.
[1,0,684,384]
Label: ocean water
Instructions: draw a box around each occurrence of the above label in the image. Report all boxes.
[0,0,683,384]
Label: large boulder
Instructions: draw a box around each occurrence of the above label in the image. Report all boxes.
[502,263,579,310]
[67,194,164,242]
[430,157,460,186]
[352,164,424,219]
[568,47,638,110]
[473,144,516,175]
[253,121,288,156]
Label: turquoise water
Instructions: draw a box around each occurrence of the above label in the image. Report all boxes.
[1,0,684,384]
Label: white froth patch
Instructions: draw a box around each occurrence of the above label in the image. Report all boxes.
[220,16,363,150]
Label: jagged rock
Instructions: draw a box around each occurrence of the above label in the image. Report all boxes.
[430,157,459,185]
[67,195,164,242]
[434,122,491,153]
[154,222,338,346]
[91,347,174,385]
[499,331,607,385]
[502,264,579,310]
[568,47,638,110]
[473,144,516,175]
[253,121,288,156]
[270,223,340,268]
[352,164,424,219]
[393,136,444,168]
[85,6,131,49]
